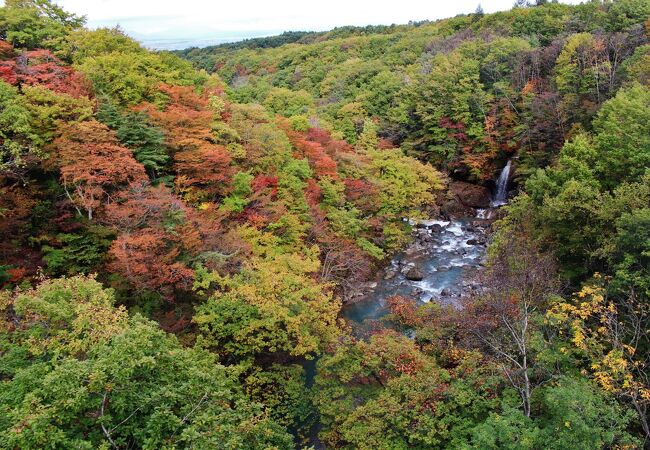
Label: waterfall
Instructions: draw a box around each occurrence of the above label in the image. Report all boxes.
[490,160,512,207]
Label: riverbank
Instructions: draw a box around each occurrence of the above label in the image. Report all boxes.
[341,211,493,333]
[342,160,513,332]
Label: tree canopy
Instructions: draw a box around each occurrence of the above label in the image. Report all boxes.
[1,0,649,447]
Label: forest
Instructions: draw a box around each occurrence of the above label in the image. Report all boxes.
[0,0,649,448]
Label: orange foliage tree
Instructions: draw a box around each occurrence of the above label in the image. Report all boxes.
[280,121,338,179]
[53,120,147,220]
[139,85,232,201]
[104,183,228,299]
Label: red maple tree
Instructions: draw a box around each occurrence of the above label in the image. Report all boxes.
[53,120,147,220]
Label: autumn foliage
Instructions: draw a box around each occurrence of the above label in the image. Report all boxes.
[53,120,147,220]
[0,48,92,98]
[104,183,224,299]
[139,85,232,200]
[2,0,650,447]
[281,121,339,179]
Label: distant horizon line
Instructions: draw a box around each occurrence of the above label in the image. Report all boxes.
[135,31,281,51]
[92,18,443,51]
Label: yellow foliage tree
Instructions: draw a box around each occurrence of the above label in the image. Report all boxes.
[547,275,650,440]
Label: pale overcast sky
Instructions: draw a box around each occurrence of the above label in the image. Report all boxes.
[2,0,584,49]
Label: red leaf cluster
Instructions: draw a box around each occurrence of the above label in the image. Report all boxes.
[109,229,195,299]
[251,175,278,193]
[0,40,14,59]
[0,49,92,98]
[280,122,339,179]
[140,85,232,197]
[53,120,147,220]
[387,295,421,327]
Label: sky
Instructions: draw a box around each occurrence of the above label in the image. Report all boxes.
[4,0,584,49]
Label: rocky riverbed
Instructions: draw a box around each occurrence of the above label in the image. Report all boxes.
[342,212,493,327]
[342,160,513,331]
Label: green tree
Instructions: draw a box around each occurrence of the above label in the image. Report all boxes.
[469,377,637,449]
[606,0,650,31]
[554,33,614,125]
[0,276,293,449]
[609,207,650,296]
[369,148,443,218]
[222,171,253,212]
[96,101,169,177]
[77,51,206,105]
[0,0,85,51]
[42,226,115,276]
[62,26,144,63]
[194,237,341,361]
[263,86,314,117]
[0,81,42,177]
[22,85,94,143]
[116,112,168,177]
[411,51,490,164]
[355,118,378,153]
[592,83,650,189]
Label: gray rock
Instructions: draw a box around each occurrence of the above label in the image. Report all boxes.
[471,220,490,228]
[384,269,398,280]
[404,246,421,256]
[405,266,424,281]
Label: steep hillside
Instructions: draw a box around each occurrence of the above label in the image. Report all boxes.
[181,1,649,182]
[1,0,649,448]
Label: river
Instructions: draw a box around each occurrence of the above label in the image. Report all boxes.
[342,214,490,332]
[342,161,512,332]
[307,163,511,447]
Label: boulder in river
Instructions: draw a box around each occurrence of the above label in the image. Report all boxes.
[471,219,491,228]
[384,269,398,280]
[405,265,424,281]
[411,287,424,296]
[404,246,421,256]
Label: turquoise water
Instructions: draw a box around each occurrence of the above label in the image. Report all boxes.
[342,216,488,329]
